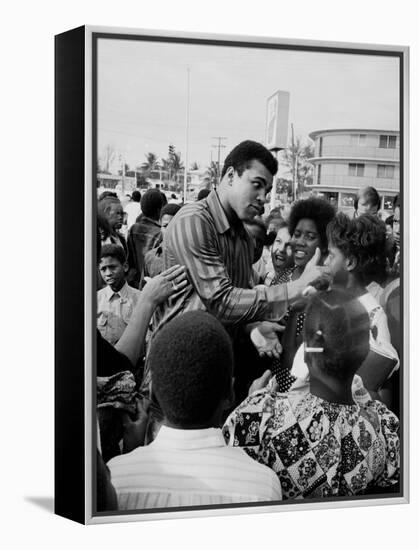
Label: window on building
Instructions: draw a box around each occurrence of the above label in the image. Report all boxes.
[317,164,322,185]
[341,193,356,207]
[379,134,397,148]
[350,134,367,145]
[377,164,395,178]
[383,196,395,210]
[348,163,365,177]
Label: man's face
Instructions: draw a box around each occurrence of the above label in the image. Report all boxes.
[99,256,127,291]
[106,202,124,230]
[324,243,349,285]
[271,226,292,271]
[228,160,273,223]
[291,218,321,268]
[393,206,400,248]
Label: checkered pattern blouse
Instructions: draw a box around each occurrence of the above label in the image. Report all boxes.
[223,389,399,500]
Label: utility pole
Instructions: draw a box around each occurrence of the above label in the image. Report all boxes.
[183,67,191,203]
[291,123,297,202]
[212,136,227,187]
[269,148,283,211]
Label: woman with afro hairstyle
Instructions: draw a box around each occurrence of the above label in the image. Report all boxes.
[268,197,335,391]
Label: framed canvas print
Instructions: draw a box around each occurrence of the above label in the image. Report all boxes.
[55,25,409,525]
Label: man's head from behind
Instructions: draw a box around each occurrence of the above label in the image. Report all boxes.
[140,189,165,221]
[149,311,234,429]
[131,190,142,203]
[355,186,380,216]
[219,140,278,223]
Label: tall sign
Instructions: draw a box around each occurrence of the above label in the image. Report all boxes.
[265,90,290,151]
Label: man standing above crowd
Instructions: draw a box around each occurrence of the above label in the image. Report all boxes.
[153,140,329,337]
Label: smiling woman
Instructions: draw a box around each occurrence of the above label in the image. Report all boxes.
[268,198,336,391]
[288,197,336,277]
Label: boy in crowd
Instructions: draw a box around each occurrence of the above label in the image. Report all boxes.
[97,244,141,346]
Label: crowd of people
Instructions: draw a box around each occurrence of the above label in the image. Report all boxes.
[95,140,401,512]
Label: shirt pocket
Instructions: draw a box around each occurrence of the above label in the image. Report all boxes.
[97,312,108,327]
[121,302,134,324]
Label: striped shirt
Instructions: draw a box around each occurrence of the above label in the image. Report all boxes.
[154,190,271,333]
[108,426,282,510]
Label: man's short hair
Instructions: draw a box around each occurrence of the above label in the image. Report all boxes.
[197,188,211,201]
[140,189,165,220]
[355,186,380,211]
[100,243,127,265]
[98,191,118,201]
[149,311,233,427]
[160,203,181,218]
[221,140,278,179]
[131,190,142,202]
[288,197,336,251]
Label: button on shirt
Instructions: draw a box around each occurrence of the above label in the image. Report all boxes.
[108,426,282,510]
[97,282,141,345]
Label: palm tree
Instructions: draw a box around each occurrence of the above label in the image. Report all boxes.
[203,161,219,189]
[160,158,172,181]
[170,151,184,183]
[281,138,314,198]
[141,152,160,174]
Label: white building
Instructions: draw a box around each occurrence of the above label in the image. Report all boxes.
[307,129,399,215]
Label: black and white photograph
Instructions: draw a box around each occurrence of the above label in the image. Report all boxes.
[89,28,406,520]
[6,0,419,547]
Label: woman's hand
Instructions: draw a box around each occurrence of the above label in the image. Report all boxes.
[142,264,188,306]
[250,321,284,358]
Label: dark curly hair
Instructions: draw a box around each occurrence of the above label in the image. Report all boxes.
[304,288,370,380]
[221,140,278,179]
[140,189,165,220]
[149,311,233,427]
[288,197,336,252]
[100,243,127,265]
[354,186,380,212]
[160,203,181,219]
[327,212,387,286]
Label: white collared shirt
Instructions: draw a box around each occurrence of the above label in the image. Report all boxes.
[97,282,141,345]
[108,426,282,510]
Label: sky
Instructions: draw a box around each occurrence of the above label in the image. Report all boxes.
[97,37,399,173]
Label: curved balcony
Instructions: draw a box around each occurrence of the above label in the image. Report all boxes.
[314,144,399,161]
[307,174,399,192]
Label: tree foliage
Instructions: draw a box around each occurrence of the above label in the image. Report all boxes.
[280,137,314,197]
[203,161,219,189]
